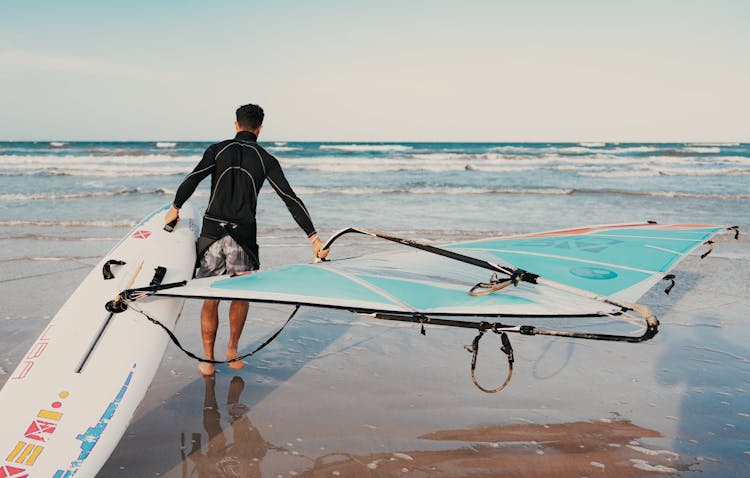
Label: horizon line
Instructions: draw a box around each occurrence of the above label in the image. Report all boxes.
[0,139,747,144]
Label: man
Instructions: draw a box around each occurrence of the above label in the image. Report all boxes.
[165,103,327,376]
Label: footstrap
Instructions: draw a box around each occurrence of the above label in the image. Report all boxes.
[464,325,514,393]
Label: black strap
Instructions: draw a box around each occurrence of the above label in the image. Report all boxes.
[102,259,126,280]
[127,304,300,365]
[150,266,167,286]
[663,274,676,295]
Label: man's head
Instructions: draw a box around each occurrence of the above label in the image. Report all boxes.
[235,103,264,134]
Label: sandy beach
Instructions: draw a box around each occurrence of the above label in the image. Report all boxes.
[1,227,747,477]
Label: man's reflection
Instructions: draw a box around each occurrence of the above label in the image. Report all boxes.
[187,376,269,477]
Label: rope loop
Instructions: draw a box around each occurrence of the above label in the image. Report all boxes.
[468,273,513,296]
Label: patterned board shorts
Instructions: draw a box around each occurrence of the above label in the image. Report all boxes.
[196,234,257,278]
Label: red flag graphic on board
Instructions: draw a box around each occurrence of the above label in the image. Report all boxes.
[24,419,57,442]
[0,465,29,478]
[132,230,151,239]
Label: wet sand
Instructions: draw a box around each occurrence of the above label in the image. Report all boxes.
[1,231,748,477]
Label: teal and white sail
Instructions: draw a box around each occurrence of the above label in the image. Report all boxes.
[123,222,734,393]
[148,223,728,320]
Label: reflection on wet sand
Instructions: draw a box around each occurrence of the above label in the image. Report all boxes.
[186,376,271,478]
[184,379,690,478]
[298,421,688,477]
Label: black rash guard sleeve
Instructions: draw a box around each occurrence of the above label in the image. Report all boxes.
[173,145,215,209]
[265,155,317,237]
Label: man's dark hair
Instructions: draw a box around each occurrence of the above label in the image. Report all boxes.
[236,103,264,130]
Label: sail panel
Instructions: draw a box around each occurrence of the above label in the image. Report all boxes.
[152,223,728,318]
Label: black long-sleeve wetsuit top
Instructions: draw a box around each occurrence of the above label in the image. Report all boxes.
[172,130,316,267]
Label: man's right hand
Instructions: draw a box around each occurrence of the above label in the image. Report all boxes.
[165,206,180,228]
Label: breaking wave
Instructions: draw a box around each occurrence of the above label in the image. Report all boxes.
[319,144,413,152]
[0,220,135,228]
[0,188,169,201]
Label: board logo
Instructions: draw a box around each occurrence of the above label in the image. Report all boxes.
[12,325,53,381]
[132,230,151,239]
[1,391,69,475]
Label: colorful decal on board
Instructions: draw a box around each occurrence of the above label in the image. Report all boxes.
[0,464,28,478]
[24,420,57,442]
[0,391,69,474]
[54,365,136,478]
[131,230,151,239]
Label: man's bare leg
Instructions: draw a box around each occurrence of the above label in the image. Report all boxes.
[199,299,220,376]
[227,300,249,370]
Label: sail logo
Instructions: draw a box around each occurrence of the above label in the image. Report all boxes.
[1,391,69,475]
[570,267,618,280]
[512,237,623,254]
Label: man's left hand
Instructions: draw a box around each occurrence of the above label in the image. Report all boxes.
[311,234,329,260]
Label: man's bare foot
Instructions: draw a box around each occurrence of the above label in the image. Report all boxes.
[226,349,244,370]
[198,362,215,376]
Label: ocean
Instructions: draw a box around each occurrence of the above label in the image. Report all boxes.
[1,141,749,476]
[1,141,748,247]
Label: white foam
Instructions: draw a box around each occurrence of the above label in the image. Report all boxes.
[392,453,413,461]
[292,187,573,196]
[488,145,538,153]
[50,141,67,147]
[609,146,660,153]
[579,165,749,178]
[578,169,662,178]
[319,144,413,152]
[630,459,677,473]
[680,146,721,154]
[689,142,740,147]
[0,219,134,228]
[556,146,594,154]
[267,146,302,153]
[0,188,168,202]
[626,445,679,458]
[0,153,197,164]
[155,142,178,148]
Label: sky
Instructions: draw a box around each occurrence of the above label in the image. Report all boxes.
[0,0,748,142]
